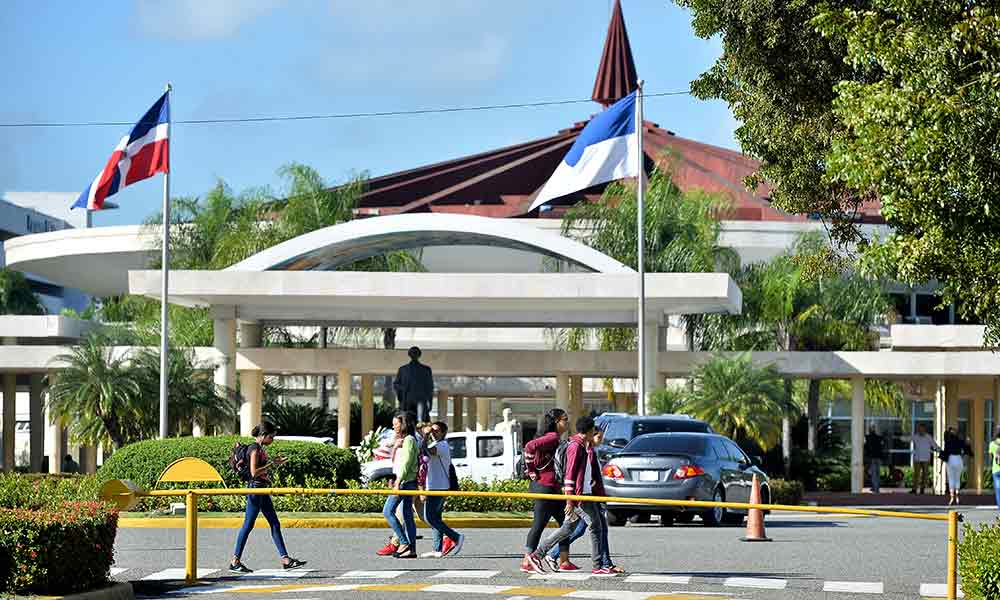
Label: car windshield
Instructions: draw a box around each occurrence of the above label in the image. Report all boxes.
[623,435,708,455]
[631,420,709,437]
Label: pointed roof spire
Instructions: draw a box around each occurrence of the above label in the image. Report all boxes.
[592,0,638,107]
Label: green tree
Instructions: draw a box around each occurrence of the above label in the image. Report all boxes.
[0,269,45,315]
[682,353,795,450]
[648,385,687,415]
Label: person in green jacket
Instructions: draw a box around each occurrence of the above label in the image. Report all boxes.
[382,412,419,558]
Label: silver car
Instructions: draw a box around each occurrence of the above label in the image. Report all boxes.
[601,432,770,527]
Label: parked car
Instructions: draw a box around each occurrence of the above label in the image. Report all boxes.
[600,432,769,527]
[273,435,336,445]
[361,430,522,484]
[595,414,713,465]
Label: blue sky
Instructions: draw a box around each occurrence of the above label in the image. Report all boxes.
[0,1,736,227]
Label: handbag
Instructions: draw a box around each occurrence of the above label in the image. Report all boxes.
[447,461,460,491]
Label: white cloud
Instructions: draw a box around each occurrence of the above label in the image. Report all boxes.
[133,0,285,40]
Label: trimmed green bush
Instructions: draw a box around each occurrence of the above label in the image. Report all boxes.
[767,479,804,506]
[98,435,361,490]
[959,518,1000,600]
[0,501,117,595]
[0,473,100,510]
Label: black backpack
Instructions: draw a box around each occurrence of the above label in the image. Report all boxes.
[229,442,253,482]
[552,440,571,484]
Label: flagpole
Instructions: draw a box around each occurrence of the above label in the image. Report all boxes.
[636,80,647,416]
[158,83,172,439]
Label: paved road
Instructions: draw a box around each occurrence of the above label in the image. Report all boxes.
[113,508,998,600]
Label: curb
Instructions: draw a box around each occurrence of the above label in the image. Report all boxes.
[48,582,135,600]
[120,517,544,529]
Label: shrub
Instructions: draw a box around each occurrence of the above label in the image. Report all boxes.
[0,501,117,595]
[958,518,1000,600]
[767,479,803,506]
[0,473,99,510]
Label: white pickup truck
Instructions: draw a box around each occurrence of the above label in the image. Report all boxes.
[361,429,522,484]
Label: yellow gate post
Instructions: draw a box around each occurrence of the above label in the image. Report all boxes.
[185,491,198,584]
[946,511,959,600]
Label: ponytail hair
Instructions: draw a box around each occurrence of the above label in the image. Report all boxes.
[542,408,567,435]
[251,421,276,438]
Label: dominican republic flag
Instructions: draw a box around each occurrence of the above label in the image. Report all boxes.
[529,91,638,212]
[72,92,170,210]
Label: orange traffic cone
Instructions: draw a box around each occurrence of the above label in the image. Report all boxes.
[740,473,771,542]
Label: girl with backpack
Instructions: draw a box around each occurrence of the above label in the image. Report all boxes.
[520,408,572,574]
[382,412,420,558]
[229,422,307,573]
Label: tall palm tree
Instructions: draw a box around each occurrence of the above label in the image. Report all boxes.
[0,269,45,315]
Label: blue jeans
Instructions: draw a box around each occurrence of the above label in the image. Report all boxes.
[993,472,1000,508]
[383,480,418,547]
[422,495,461,552]
[233,493,288,559]
[548,517,587,561]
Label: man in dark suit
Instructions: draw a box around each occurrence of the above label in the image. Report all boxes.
[394,346,434,422]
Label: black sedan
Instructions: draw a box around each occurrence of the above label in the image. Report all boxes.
[600,432,770,527]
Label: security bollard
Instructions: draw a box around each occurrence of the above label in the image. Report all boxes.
[185,491,198,584]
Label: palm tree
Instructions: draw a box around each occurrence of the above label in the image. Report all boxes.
[682,353,795,451]
[48,334,143,449]
[0,269,45,315]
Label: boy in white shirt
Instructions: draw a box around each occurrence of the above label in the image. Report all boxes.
[420,422,465,558]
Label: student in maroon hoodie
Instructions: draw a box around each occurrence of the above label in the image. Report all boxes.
[519,408,572,573]
[526,415,618,577]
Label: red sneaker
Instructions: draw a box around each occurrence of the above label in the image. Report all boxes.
[558,561,580,572]
[441,533,464,557]
[376,541,398,556]
[520,555,544,574]
[592,567,616,577]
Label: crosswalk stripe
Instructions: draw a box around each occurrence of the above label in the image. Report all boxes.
[625,574,691,585]
[423,584,517,594]
[273,585,360,594]
[142,568,217,581]
[723,577,787,590]
[337,570,408,579]
[431,570,502,579]
[920,583,964,598]
[565,591,660,600]
[529,572,591,581]
[110,567,129,577]
[823,581,884,594]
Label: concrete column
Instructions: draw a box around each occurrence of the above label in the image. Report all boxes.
[639,322,662,415]
[452,395,464,432]
[476,397,490,432]
[851,378,865,494]
[337,369,351,449]
[934,379,947,494]
[46,405,63,474]
[945,380,959,429]
[238,370,263,436]
[2,373,15,471]
[971,396,985,493]
[466,396,476,432]
[556,373,570,430]
[79,445,97,474]
[29,374,43,472]
[436,389,448,422]
[214,314,238,433]
[571,376,584,424]
[361,375,374,437]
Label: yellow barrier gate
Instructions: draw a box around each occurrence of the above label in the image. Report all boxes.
[102,483,962,600]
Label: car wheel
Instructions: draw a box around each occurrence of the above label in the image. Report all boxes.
[658,513,675,527]
[675,512,695,524]
[607,510,628,527]
[760,486,771,515]
[629,513,651,524]
[702,488,724,527]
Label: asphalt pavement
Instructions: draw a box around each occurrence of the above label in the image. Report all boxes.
[112,508,1000,600]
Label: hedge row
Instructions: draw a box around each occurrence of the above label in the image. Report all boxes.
[767,479,804,506]
[959,517,1000,600]
[0,473,99,510]
[0,501,118,595]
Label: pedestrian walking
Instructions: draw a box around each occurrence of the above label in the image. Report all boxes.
[394,346,434,422]
[526,416,622,577]
[520,408,574,573]
[864,426,885,494]
[420,421,464,558]
[941,428,973,505]
[230,422,307,573]
[910,424,938,494]
[376,417,426,556]
[989,426,1000,509]
[382,412,420,558]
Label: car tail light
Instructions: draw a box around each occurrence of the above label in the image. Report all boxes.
[602,464,625,480]
[673,465,705,479]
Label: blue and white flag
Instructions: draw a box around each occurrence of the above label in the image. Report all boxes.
[529,91,638,212]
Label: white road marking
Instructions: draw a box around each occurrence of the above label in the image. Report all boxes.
[920,583,964,598]
[422,584,517,594]
[625,574,691,585]
[276,585,361,593]
[529,572,592,581]
[431,570,502,579]
[110,567,129,577]
[723,577,787,590]
[237,569,315,579]
[337,570,408,579]
[565,591,660,600]
[823,581,884,594]
[142,568,217,581]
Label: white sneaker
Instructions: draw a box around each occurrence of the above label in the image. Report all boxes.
[420,551,443,559]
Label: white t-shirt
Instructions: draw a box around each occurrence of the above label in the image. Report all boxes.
[426,440,452,491]
[582,452,593,494]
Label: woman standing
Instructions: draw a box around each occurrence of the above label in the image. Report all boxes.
[420,421,464,558]
[382,412,419,558]
[520,408,572,574]
[230,422,307,573]
[942,428,973,505]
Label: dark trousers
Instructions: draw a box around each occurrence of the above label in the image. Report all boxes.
[233,493,288,559]
[524,483,569,554]
[536,502,610,569]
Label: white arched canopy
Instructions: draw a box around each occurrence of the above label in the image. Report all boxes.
[227,213,633,274]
